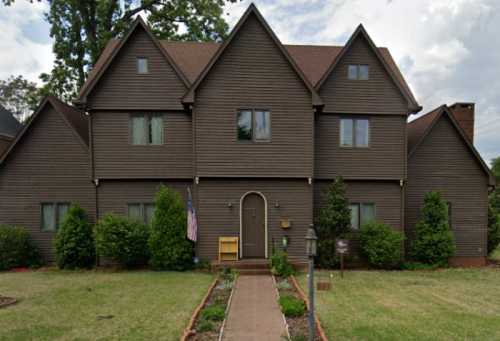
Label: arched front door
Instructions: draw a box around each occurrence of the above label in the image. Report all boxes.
[241,193,266,258]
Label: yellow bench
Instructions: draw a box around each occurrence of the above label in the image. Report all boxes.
[219,237,239,262]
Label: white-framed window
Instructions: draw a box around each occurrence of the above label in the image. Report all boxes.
[128,203,156,225]
[349,203,376,229]
[130,113,164,145]
[348,64,369,80]
[237,109,271,142]
[340,118,369,147]
[137,57,149,74]
[41,202,70,231]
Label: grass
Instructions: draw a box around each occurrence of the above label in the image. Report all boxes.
[0,270,214,341]
[298,269,500,340]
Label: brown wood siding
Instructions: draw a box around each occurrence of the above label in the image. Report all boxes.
[196,179,312,261]
[315,114,406,179]
[92,111,192,179]
[319,35,408,115]
[406,115,489,257]
[0,106,94,262]
[87,28,186,111]
[194,14,314,178]
[98,180,190,217]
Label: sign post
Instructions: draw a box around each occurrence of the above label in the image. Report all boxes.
[336,239,349,279]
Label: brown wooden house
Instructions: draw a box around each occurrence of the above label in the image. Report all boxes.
[0,4,494,266]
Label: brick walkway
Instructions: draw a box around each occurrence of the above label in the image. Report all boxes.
[222,275,286,341]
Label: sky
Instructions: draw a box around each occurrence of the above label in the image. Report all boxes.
[0,0,499,164]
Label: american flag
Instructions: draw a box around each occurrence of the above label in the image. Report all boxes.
[187,187,198,242]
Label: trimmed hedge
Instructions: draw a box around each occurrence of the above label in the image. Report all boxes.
[94,214,150,267]
[0,225,41,270]
[54,204,95,269]
[360,221,404,269]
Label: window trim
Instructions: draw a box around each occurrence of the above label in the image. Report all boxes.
[129,113,165,146]
[40,202,71,232]
[236,108,272,143]
[127,202,155,225]
[347,64,370,80]
[349,202,376,230]
[339,117,371,148]
[137,57,149,74]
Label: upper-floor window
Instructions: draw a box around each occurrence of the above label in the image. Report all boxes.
[137,57,149,74]
[237,109,271,142]
[348,64,369,80]
[349,203,375,230]
[130,113,164,145]
[340,118,369,147]
[128,203,155,225]
[41,202,70,231]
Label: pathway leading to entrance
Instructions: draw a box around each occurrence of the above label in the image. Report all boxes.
[223,275,286,341]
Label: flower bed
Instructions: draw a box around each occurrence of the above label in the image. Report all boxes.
[184,269,237,341]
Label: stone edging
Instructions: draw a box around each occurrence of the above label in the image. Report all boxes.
[218,274,238,341]
[271,275,291,339]
[290,275,329,341]
[181,276,219,341]
[0,297,17,309]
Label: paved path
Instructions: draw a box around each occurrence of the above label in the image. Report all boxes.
[223,275,286,341]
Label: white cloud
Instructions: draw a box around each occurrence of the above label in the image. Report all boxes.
[0,1,53,84]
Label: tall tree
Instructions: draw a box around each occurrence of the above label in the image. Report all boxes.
[3,0,236,101]
[0,75,41,122]
[491,157,500,180]
[490,157,500,215]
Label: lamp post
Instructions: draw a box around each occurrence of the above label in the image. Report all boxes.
[305,224,317,341]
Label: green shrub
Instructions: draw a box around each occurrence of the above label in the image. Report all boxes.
[401,262,440,271]
[149,185,193,270]
[200,304,226,321]
[94,214,149,267]
[410,191,455,266]
[279,295,306,317]
[315,177,351,268]
[270,251,295,277]
[359,221,404,269]
[54,204,95,269]
[197,319,215,332]
[488,205,500,255]
[0,225,41,270]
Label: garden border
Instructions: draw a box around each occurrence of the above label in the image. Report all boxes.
[290,275,329,341]
[271,275,291,339]
[217,274,237,341]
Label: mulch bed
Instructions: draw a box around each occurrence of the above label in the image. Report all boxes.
[0,296,17,309]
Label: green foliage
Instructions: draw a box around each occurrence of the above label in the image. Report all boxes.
[0,75,41,122]
[94,214,149,267]
[491,157,500,180]
[316,177,351,268]
[488,205,500,255]
[490,188,500,217]
[410,191,455,266]
[200,304,226,322]
[149,185,193,270]
[0,225,41,270]
[54,204,95,269]
[3,0,235,101]
[359,221,404,269]
[270,251,295,277]
[278,295,306,317]
[400,262,440,271]
[197,319,215,332]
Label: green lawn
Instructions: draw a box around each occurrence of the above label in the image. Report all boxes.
[299,269,500,340]
[0,270,213,341]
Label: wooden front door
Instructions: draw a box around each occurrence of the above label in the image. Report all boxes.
[242,193,266,258]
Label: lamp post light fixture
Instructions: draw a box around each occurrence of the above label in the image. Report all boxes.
[305,224,317,341]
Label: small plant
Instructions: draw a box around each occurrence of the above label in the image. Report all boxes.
[410,191,455,266]
[359,221,404,269]
[197,319,215,332]
[270,251,295,277]
[279,295,306,317]
[54,204,95,269]
[275,280,291,290]
[94,214,150,267]
[200,304,226,321]
[0,225,42,270]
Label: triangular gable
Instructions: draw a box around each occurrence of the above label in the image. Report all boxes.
[408,105,495,185]
[75,17,190,106]
[182,4,323,107]
[315,24,420,112]
[0,96,88,165]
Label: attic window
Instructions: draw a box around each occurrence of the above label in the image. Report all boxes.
[348,64,369,80]
[137,57,149,74]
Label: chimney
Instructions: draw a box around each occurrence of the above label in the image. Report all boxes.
[448,102,475,143]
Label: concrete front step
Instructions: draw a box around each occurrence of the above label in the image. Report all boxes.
[211,259,270,271]
[237,269,271,275]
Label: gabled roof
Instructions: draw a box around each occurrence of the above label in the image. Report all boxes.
[0,105,22,137]
[181,3,323,107]
[407,105,495,185]
[75,17,190,105]
[0,96,89,165]
[315,24,421,112]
